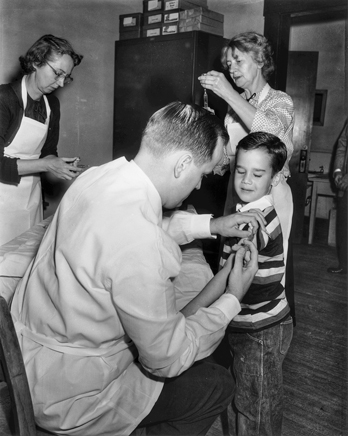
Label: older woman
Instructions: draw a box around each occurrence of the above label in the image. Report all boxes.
[199,31,295,436]
[198,31,294,262]
[0,34,83,245]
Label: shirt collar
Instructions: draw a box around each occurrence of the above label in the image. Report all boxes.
[236,194,273,213]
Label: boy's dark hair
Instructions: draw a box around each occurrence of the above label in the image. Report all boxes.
[236,132,287,175]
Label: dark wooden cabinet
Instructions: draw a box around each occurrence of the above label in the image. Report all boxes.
[113,31,230,271]
[113,31,227,160]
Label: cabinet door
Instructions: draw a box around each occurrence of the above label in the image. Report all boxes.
[113,32,226,160]
[114,32,228,271]
[114,33,195,161]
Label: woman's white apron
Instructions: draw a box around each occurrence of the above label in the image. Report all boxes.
[0,76,51,246]
[225,83,293,277]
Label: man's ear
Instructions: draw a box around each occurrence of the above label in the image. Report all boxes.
[271,172,281,187]
[174,154,193,178]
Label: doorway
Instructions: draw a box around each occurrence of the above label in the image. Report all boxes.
[263,0,347,244]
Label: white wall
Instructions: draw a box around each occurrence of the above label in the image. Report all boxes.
[0,0,144,211]
[0,0,264,213]
[208,0,264,38]
[0,0,264,165]
[0,0,145,166]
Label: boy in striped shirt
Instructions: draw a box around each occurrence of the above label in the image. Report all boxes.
[220,131,293,436]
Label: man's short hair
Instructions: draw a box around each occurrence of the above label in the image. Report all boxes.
[141,101,229,166]
[236,132,287,175]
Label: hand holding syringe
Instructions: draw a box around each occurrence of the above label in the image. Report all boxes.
[203,74,216,115]
[71,157,90,174]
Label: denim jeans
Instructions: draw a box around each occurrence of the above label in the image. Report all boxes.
[227,316,293,436]
[136,359,234,435]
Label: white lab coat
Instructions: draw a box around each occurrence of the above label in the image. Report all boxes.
[12,157,240,435]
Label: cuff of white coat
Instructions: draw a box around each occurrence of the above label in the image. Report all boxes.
[190,214,217,239]
[212,293,241,321]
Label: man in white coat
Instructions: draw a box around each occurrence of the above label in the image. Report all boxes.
[12,101,264,435]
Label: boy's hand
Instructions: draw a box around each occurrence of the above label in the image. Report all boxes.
[222,251,235,272]
[210,210,266,239]
[226,240,258,302]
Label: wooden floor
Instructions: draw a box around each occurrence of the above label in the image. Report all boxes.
[208,220,348,436]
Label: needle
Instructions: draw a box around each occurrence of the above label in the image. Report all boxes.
[204,89,209,109]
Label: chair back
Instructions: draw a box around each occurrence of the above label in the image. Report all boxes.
[0,295,37,436]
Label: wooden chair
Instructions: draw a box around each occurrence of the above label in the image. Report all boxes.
[0,296,54,436]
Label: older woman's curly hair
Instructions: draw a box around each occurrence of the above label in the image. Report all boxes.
[221,31,275,81]
[19,34,83,74]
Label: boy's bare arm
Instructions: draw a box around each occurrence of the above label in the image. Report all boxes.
[181,241,258,318]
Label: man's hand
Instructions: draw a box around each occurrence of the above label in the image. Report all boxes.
[334,171,343,188]
[225,240,258,302]
[210,210,266,239]
[337,174,348,191]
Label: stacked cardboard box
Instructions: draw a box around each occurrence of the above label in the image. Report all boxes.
[179,7,224,36]
[142,0,208,36]
[119,13,143,40]
[119,0,223,40]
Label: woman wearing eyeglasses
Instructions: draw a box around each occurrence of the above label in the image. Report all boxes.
[0,34,83,245]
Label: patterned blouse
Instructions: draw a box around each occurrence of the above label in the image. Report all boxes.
[225,84,295,178]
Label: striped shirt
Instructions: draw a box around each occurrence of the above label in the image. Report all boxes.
[220,195,290,332]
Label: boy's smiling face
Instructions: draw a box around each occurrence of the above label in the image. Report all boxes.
[234,148,277,204]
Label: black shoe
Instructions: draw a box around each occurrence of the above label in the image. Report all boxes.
[327,266,347,274]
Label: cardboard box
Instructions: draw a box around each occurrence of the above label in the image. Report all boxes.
[143,0,164,12]
[142,27,162,37]
[180,7,224,22]
[119,13,143,31]
[144,11,164,27]
[119,29,142,40]
[164,0,208,12]
[179,15,224,29]
[163,11,180,23]
[179,21,223,36]
[162,23,179,34]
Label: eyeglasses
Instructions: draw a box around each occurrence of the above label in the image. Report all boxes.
[45,61,73,85]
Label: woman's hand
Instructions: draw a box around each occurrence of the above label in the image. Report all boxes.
[43,155,84,180]
[198,70,233,100]
[198,70,237,101]
[226,240,258,302]
[210,210,266,239]
[198,70,258,131]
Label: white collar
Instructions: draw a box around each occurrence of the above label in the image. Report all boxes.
[236,194,273,213]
